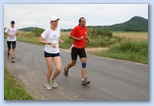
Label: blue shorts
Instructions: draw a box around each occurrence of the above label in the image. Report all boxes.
[44,51,60,58]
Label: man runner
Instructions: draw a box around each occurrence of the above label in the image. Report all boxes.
[64,17,91,86]
[5,21,19,63]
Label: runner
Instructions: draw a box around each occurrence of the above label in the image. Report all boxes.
[64,17,91,86]
[39,16,64,90]
[4,21,19,63]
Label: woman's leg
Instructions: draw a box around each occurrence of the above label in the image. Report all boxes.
[45,57,53,83]
[52,56,61,80]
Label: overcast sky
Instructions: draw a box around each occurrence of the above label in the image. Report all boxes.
[4,4,148,29]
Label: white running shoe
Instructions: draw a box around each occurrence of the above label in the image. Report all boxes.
[51,78,58,88]
[45,83,52,90]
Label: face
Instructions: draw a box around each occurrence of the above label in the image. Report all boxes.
[51,20,58,27]
[11,23,15,28]
[80,18,86,27]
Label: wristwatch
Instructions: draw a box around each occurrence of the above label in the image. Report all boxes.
[48,43,51,45]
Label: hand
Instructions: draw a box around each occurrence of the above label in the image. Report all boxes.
[88,39,91,42]
[60,40,64,44]
[79,36,84,40]
[16,32,19,36]
[9,34,14,37]
[51,43,56,48]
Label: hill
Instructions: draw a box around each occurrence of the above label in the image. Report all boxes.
[19,27,44,32]
[19,16,148,32]
[88,16,148,32]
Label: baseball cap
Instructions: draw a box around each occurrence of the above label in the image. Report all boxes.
[11,21,15,24]
[50,16,60,22]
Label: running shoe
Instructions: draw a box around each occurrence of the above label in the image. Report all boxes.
[64,67,69,77]
[45,83,52,90]
[81,77,90,86]
[11,58,15,63]
[51,78,58,88]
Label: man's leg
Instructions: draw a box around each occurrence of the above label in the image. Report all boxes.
[80,57,87,79]
[11,41,16,63]
[65,60,76,70]
[12,49,15,58]
[64,47,78,77]
[8,49,10,55]
[7,49,10,59]
[64,60,76,77]
[7,41,11,56]
[79,48,90,85]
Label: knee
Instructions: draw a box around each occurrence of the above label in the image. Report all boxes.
[57,68,61,73]
[82,62,87,68]
[48,68,53,73]
[71,61,76,66]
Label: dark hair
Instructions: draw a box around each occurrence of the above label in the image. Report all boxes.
[11,21,15,24]
[79,17,85,23]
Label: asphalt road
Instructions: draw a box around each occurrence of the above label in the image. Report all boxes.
[4,40,149,100]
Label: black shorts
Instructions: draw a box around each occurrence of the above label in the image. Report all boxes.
[44,51,60,58]
[7,41,16,50]
[71,47,87,60]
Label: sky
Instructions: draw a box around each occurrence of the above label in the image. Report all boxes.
[4,4,148,29]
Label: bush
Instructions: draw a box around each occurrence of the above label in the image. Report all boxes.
[86,28,121,47]
[112,41,148,55]
[94,41,148,64]
[88,28,112,37]
[31,27,44,36]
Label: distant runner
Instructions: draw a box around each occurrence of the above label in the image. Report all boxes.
[64,17,91,86]
[4,21,19,63]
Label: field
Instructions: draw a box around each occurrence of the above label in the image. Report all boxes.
[113,31,148,42]
[4,31,148,64]
[95,31,148,64]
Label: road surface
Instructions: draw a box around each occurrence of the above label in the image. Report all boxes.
[4,40,148,100]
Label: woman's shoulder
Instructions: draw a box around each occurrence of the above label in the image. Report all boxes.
[57,27,60,30]
[44,27,51,32]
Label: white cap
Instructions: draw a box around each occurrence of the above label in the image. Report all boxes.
[50,16,60,22]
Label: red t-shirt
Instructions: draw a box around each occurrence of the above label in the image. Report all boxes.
[70,25,88,49]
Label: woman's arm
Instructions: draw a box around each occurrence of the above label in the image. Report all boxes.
[59,37,64,44]
[39,37,56,48]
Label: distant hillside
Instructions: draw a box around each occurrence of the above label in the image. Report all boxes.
[88,16,148,32]
[19,27,44,32]
[19,16,148,32]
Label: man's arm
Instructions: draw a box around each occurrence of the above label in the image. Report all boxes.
[69,35,84,40]
[4,32,13,37]
[16,31,19,36]
[86,38,91,42]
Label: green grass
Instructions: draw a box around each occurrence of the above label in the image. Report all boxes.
[94,41,148,64]
[17,31,40,45]
[4,67,34,100]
